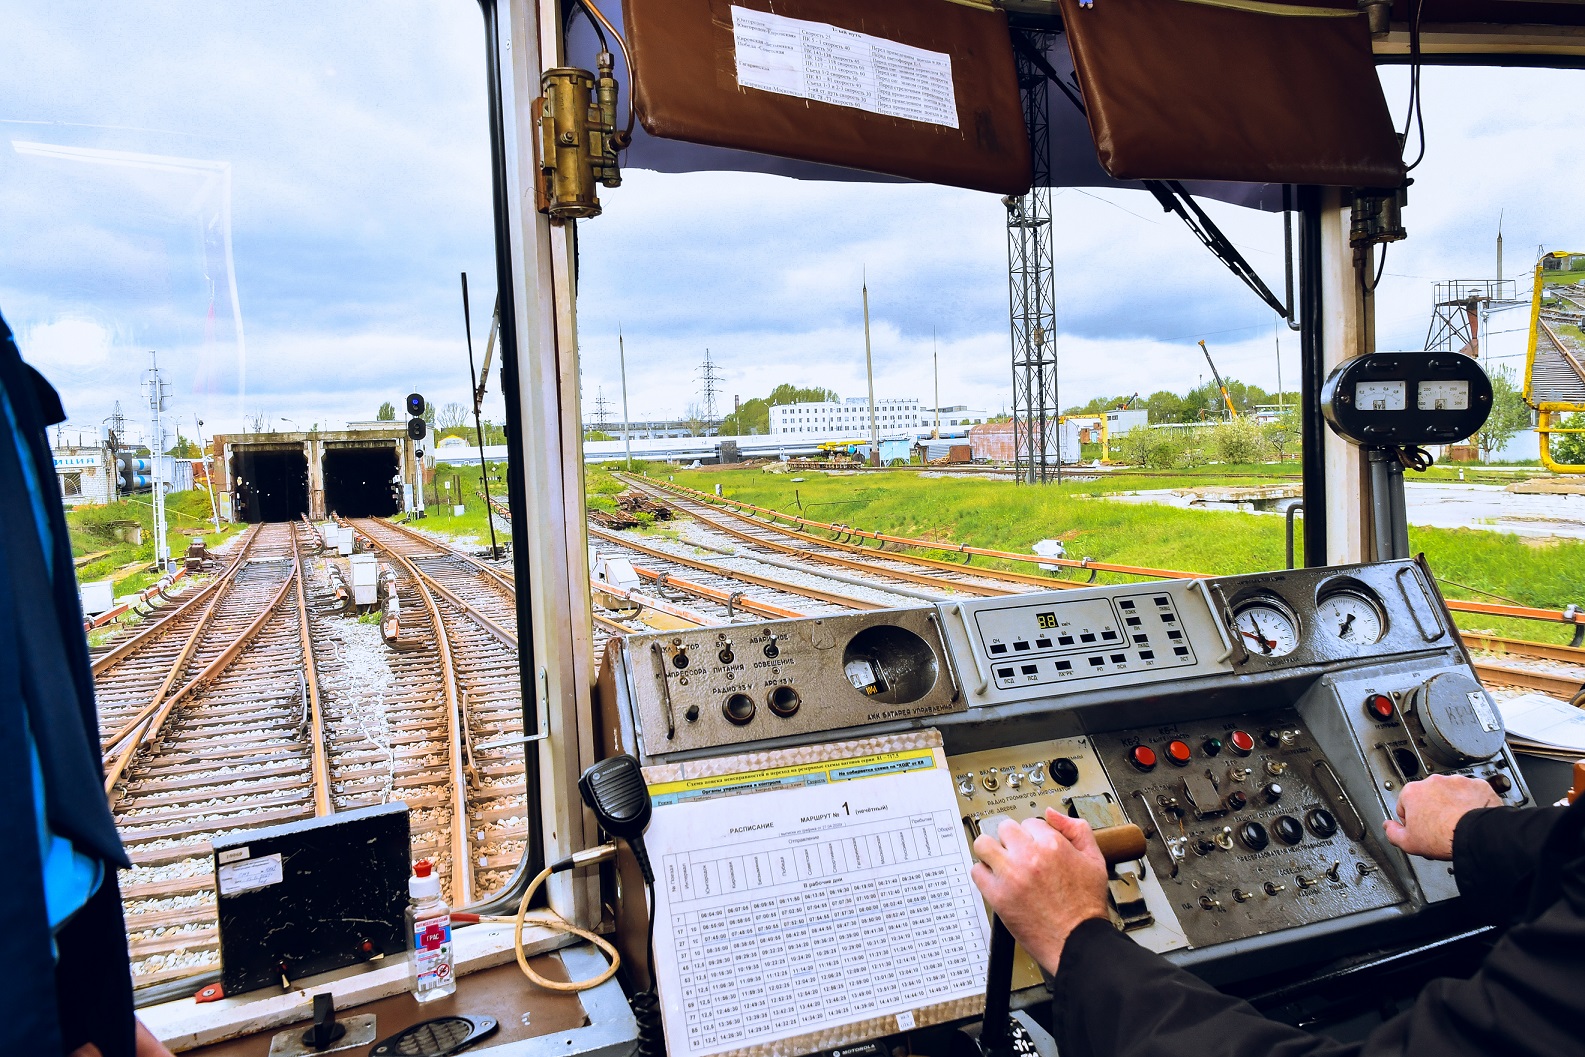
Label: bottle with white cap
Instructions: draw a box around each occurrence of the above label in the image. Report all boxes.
[406,860,456,1000]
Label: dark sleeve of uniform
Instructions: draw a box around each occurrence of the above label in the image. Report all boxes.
[1051,801,1585,1057]
[1450,805,1567,924]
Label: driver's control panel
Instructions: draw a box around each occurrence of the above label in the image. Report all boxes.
[1092,709,1404,949]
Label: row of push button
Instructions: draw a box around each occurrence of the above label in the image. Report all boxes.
[1127,730,1258,771]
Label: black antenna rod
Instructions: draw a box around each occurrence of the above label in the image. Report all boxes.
[461,272,501,559]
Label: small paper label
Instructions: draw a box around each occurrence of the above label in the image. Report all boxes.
[895,1011,916,1031]
[730,7,958,129]
[1469,691,1501,733]
[216,846,250,865]
[217,853,284,895]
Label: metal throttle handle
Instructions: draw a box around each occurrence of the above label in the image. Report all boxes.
[978,822,1147,1057]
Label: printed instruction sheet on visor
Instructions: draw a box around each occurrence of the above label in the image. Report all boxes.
[730,7,959,129]
[644,736,990,1057]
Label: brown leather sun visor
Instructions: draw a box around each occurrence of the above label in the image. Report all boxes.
[621,0,1032,195]
[1056,0,1405,188]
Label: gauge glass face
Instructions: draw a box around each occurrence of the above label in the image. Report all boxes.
[1316,592,1384,646]
[1354,380,1406,412]
[1416,379,1470,411]
[1231,603,1300,658]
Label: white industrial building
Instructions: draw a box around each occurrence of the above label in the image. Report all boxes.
[768,397,990,436]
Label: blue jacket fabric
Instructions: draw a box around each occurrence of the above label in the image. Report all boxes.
[0,310,134,1056]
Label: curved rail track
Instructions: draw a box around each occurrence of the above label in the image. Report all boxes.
[97,522,327,986]
[345,517,529,901]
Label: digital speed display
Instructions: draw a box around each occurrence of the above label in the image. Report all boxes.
[1354,380,1406,412]
[1036,612,1058,630]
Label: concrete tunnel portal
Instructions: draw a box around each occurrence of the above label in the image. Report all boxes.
[232,448,310,523]
[217,428,417,523]
[322,445,401,518]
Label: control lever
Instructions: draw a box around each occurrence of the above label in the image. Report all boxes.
[977,820,1147,1057]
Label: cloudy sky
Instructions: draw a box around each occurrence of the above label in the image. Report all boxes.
[1,2,1580,442]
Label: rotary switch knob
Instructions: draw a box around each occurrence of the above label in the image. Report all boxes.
[1414,672,1505,766]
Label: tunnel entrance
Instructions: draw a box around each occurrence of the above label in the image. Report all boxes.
[233,448,310,523]
[323,445,400,517]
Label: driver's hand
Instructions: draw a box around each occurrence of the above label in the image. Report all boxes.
[1383,773,1500,861]
[970,808,1110,973]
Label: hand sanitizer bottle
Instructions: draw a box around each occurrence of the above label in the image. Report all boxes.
[406,860,456,1001]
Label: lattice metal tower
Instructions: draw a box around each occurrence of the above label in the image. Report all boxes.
[698,348,723,424]
[1424,279,1519,360]
[591,387,613,432]
[1006,30,1060,484]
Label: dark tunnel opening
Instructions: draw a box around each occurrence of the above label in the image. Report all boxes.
[323,446,401,518]
[232,449,310,523]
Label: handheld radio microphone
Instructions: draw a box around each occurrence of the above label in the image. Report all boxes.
[578,754,654,884]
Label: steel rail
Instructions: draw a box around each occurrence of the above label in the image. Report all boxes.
[103,554,300,795]
[587,524,881,612]
[627,563,810,620]
[90,525,261,678]
[1461,633,1585,666]
[292,526,332,816]
[635,474,1205,581]
[1472,662,1583,699]
[616,477,1062,592]
[635,477,1585,632]
[349,520,476,906]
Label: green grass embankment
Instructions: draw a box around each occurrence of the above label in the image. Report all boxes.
[68,489,243,597]
[653,466,1585,646]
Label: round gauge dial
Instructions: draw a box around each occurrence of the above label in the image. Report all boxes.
[1316,591,1385,646]
[1231,601,1300,658]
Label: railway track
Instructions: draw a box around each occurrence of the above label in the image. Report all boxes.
[97,522,326,987]
[346,517,529,901]
[1464,633,1585,701]
[612,473,1074,596]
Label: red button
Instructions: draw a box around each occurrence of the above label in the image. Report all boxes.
[1128,745,1158,772]
[1229,730,1255,756]
[1165,740,1192,766]
[1367,694,1396,721]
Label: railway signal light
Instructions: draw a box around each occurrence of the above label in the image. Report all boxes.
[406,393,426,417]
[408,418,427,441]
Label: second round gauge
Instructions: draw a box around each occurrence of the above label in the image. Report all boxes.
[1231,600,1299,657]
[1316,590,1385,646]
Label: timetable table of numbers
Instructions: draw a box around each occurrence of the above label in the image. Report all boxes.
[644,742,991,1057]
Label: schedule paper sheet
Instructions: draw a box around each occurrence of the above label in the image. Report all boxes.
[643,731,989,1057]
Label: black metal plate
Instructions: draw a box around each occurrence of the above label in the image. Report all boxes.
[371,1015,500,1056]
[213,802,409,995]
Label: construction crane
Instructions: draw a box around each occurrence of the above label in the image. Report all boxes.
[1197,339,1239,419]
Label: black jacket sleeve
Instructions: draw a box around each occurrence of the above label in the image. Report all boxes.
[1051,803,1585,1057]
[1051,919,1360,1057]
[1451,806,1566,924]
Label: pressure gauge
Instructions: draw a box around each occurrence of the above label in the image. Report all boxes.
[1231,600,1300,658]
[1316,591,1384,647]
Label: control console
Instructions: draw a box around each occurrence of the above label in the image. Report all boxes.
[599,558,1529,1026]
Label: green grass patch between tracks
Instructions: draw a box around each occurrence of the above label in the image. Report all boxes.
[67,489,244,597]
